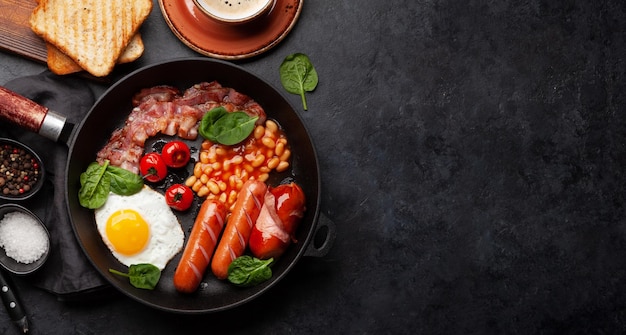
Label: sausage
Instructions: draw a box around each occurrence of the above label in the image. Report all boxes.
[249,182,306,260]
[173,199,227,293]
[210,179,267,279]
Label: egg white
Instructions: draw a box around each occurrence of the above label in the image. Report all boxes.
[94,186,184,270]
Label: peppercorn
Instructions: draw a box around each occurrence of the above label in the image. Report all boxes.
[0,143,41,198]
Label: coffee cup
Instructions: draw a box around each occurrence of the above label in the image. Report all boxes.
[193,0,275,25]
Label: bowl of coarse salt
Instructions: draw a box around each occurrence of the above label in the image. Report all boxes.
[0,204,50,275]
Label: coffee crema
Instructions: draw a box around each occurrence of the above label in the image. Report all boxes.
[195,0,273,21]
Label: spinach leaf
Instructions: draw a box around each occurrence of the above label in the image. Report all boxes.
[109,264,161,290]
[78,161,111,209]
[199,107,258,145]
[106,165,144,195]
[78,160,144,209]
[213,112,259,145]
[279,53,318,111]
[227,256,274,287]
[199,106,228,142]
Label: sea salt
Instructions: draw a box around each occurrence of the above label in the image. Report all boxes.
[0,211,49,264]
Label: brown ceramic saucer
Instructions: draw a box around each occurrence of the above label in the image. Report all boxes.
[159,0,303,60]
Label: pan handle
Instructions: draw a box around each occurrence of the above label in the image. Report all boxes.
[0,86,67,142]
[304,212,336,258]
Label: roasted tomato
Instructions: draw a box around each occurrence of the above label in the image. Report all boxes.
[162,141,191,168]
[165,184,194,211]
[139,152,167,182]
[249,183,306,259]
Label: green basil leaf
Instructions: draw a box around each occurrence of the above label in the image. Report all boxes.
[279,53,318,111]
[109,263,161,290]
[227,256,273,287]
[106,165,144,195]
[199,107,258,145]
[78,161,111,209]
[199,106,228,142]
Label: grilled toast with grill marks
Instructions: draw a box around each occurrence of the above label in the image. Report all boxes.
[30,0,152,77]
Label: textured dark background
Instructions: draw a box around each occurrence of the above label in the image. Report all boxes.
[1,0,625,334]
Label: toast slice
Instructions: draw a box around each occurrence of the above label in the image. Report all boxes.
[46,33,144,75]
[30,0,153,77]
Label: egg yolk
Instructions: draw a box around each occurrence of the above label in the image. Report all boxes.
[105,209,150,255]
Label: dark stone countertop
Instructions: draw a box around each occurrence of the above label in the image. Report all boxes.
[1,0,625,334]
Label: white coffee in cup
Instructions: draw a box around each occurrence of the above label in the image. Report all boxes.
[195,0,272,21]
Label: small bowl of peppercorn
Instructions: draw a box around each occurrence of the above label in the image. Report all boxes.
[0,138,45,201]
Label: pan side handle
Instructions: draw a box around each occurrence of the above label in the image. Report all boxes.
[0,86,67,142]
[304,212,336,258]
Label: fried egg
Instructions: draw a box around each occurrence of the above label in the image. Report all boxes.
[94,186,184,270]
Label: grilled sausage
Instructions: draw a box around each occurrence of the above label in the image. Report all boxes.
[210,179,267,279]
[173,199,227,293]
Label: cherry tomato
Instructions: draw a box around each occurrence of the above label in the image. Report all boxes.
[139,152,167,183]
[162,141,191,168]
[165,184,194,211]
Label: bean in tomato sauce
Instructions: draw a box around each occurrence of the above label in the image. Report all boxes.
[185,119,291,210]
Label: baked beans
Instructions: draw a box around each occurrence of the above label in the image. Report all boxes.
[186,119,291,210]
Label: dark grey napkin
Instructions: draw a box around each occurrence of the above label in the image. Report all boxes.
[1,71,109,300]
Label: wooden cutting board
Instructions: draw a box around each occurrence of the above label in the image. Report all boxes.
[0,0,46,63]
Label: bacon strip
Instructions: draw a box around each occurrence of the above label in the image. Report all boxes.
[96,81,266,174]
